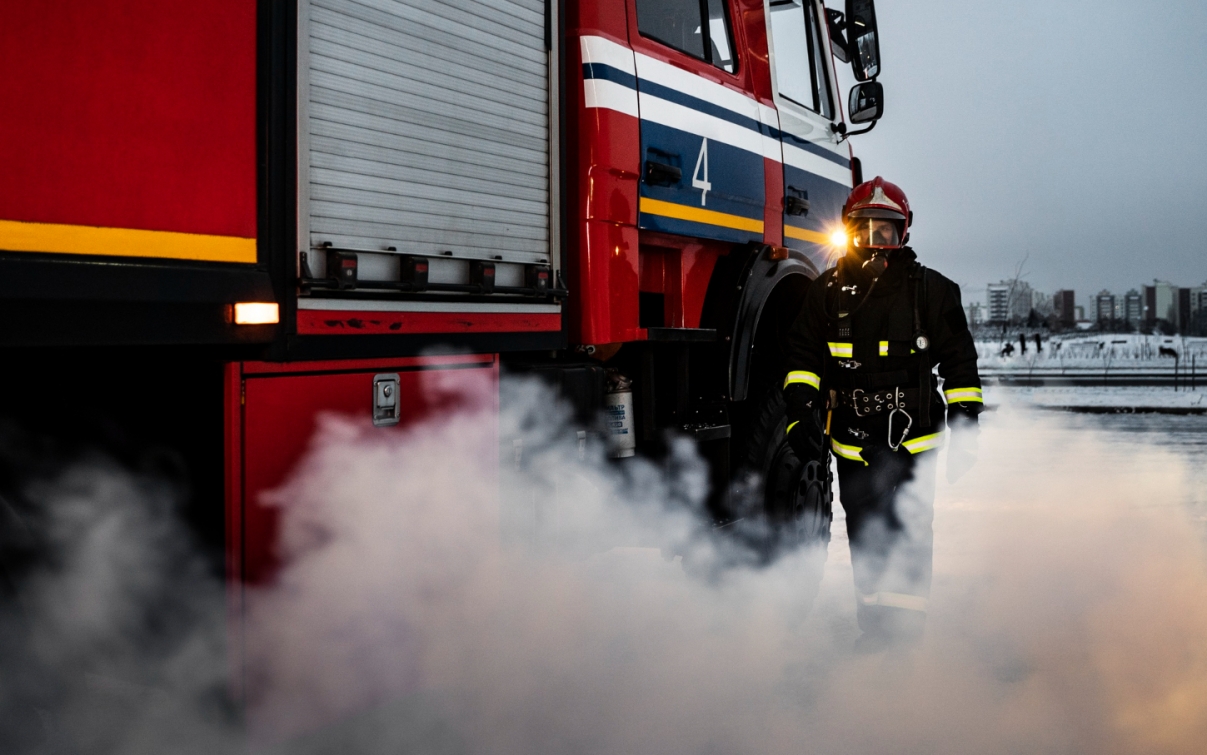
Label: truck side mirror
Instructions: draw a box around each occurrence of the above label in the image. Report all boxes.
[844,0,881,81]
[847,81,883,124]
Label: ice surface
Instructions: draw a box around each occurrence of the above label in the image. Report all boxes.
[992,385,1207,410]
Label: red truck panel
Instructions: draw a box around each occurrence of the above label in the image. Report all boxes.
[565,3,642,345]
[229,354,498,585]
[296,310,562,336]
[226,354,499,735]
[638,235,724,329]
[0,1,257,263]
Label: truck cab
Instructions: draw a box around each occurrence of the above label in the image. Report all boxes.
[569,0,861,346]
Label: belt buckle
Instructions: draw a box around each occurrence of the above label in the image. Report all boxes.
[852,388,870,417]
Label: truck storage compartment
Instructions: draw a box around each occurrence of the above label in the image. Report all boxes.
[226,353,499,739]
[296,0,563,336]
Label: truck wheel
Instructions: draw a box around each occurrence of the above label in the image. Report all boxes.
[736,386,833,559]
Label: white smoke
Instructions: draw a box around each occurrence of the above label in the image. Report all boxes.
[0,452,237,754]
[3,377,1207,754]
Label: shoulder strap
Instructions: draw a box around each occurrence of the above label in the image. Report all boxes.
[910,264,933,428]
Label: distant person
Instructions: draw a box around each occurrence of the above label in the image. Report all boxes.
[1000,342,1015,357]
[781,177,983,649]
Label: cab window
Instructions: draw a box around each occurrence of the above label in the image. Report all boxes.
[635,0,737,73]
[768,0,834,117]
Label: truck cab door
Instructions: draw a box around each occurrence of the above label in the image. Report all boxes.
[766,0,853,272]
[629,0,770,244]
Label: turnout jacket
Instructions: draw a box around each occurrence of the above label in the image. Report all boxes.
[783,248,982,464]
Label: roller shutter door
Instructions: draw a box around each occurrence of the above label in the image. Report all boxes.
[303,0,551,266]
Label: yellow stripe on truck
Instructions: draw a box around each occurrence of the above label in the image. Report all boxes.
[639,197,764,234]
[0,218,257,264]
[783,224,828,244]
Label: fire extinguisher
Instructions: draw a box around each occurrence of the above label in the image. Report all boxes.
[604,370,635,458]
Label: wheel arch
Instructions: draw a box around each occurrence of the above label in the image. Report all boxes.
[701,244,822,403]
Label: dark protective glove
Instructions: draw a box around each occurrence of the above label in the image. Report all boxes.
[786,414,825,461]
[784,383,825,461]
[946,402,980,483]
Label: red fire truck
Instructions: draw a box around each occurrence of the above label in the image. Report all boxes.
[0,0,884,732]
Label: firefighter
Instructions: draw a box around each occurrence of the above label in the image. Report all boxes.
[782,177,982,647]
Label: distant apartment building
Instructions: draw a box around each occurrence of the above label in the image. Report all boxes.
[1094,290,1115,322]
[1178,287,1192,331]
[1193,284,1207,335]
[1144,280,1178,327]
[1123,289,1143,325]
[987,280,1033,323]
[1053,289,1075,327]
[965,300,985,327]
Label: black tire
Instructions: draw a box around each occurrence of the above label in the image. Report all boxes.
[732,385,833,560]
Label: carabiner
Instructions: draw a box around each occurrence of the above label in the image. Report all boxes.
[888,407,913,451]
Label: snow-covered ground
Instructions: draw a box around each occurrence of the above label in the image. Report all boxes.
[977,333,1207,377]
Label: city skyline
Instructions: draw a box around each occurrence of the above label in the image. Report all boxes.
[967,278,1207,334]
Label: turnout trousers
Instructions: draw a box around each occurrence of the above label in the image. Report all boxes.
[835,446,937,638]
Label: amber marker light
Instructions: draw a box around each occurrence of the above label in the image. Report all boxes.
[233,302,280,325]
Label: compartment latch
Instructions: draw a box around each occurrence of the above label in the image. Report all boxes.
[372,373,400,426]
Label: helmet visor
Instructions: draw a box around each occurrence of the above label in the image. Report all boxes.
[849,217,902,249]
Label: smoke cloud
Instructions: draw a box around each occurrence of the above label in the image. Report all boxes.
[2,377,1207,754]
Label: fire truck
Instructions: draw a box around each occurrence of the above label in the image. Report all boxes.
[0,0,884,735]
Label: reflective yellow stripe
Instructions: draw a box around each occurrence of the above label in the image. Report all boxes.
[783,370,821,390]
[831,438,867,465]
[858,591,928,612]
[783,224,828,244]
[827,342,853,358]
[785,420,799,436]
[901,432,944,454]
[639,197,764,234]
[944,387,984,403]
[0,218,256,263]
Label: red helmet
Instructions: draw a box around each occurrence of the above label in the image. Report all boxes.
[842,177,912,249]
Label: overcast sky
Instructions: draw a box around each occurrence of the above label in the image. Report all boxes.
[833,0,1207,304]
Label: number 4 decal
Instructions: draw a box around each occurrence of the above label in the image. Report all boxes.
[692,138,711,206]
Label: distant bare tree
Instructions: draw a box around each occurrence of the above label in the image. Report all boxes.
[1000,253,1030,337]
